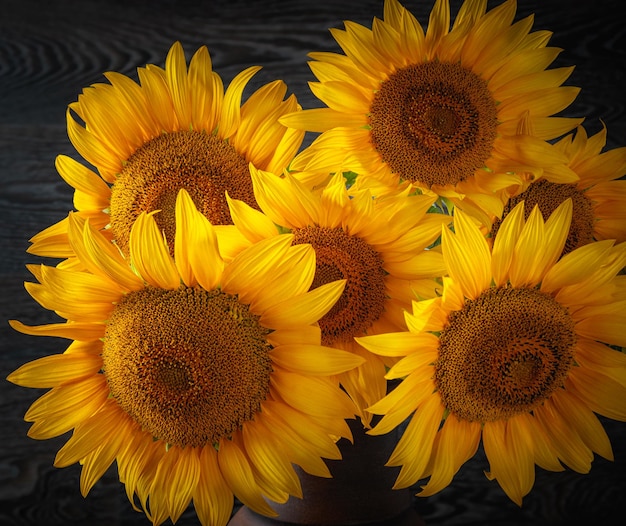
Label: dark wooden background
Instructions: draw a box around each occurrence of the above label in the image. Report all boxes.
[1,0,624,524]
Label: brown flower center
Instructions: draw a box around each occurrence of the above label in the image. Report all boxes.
[435,286,576,422]
[102,286,272,448]
[491,180,595,255]
[369,61,498,188]
[109,130,257,255]
[292,226,386,346]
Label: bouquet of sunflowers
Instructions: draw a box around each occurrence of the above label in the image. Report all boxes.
[8,0,626,525]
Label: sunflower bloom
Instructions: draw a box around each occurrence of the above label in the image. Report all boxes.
[281,0,581,222]
[8,189,363,526]
[223,165,449,425]
[357,199,626,505]
[490,124,626,254]
[29,41,304,262]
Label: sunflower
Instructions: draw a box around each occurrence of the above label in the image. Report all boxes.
[8,189,364,526]
[28,41,304,262]
[490,124,626,255]
[356,199,626,505]
[280,0,582,223]
[222,165,449,425]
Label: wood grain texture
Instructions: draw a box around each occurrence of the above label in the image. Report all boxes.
[1,0,624,524]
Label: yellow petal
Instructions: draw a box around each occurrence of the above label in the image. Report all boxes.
[385,348,438,380]
[270,371,356,419]
[175,188,223,289]
[188,46,221,133]
[219,66,262,139]
[509,204,546,287]
[491,200,525,286]
[226,193,279,244]
[356,332,438,357]
[79,416,131,497]
[443,209,491,299]
[129,211,180,289]
[368,371,432,419]
[165,41,191,129]
[270,344,364,375]
[259,411,332,478]
[221,234,294,298]
[250,166,319,229]
[279,107,367,133]
[67,214,143,292]
[368,374,435,436]
[260,279,345,329]
[66,107,121,180]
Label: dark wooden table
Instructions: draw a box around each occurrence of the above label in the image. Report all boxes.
[1,0,624,524]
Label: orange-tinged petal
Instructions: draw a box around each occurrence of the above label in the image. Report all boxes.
[242,419,302,500]
[551,390,613,460]
[193,446,234,526]
[7,352,101,388]
[54,400,122,468]
[483,415,535,506]
[389,395,444,489]
[9,319,105,341]
[152,447,200,524]
[533,399,594,473]
[263,400,342,460]
[541,239,615,293]
[55,154,111,204]
[418,415,481,496]
[25,376,108,439]
[368,374,435,436]
[576,312,626,348]
[217,437,278,517]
